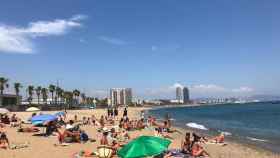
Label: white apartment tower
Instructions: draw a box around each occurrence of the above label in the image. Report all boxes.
[110,88,132,106]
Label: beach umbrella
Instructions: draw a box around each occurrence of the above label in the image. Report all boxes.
[26,107,40,112]
[54,111,65,117]
[0,108,10,114]
[31,114,57,125]
[117,136,171,158]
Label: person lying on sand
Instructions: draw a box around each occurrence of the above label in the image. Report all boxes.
[154,127,173,139]
[17,126,40,133]
[136,119,145,130]
[0,132,9,149]
[210,133,225,144]
[191,142,210,158]
[111,140,120,155]
[56,123,81,144]
[191,133,207,147]
[1,115,10,124]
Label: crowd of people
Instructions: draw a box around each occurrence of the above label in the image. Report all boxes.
[0,107,227,158]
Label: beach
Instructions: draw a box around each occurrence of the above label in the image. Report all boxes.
[1,107,279,158]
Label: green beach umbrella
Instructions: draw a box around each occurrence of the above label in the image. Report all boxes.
[117,136,171,158]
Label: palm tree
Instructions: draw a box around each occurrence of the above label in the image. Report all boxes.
[48,84,56,104]
[14,82,22,96]
[73,89,80,105]
[27,85,34,106]
[41,88,48,104]
[35,86,42,105]
[59,89,64,105]
[63,91,73,109]
[55,86,64,105]
[81,93,86,104]
[0,77,9,95]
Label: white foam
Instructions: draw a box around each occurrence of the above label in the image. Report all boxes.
[218,130,232,136]
[247,137,268,142]
[186,122,208,130]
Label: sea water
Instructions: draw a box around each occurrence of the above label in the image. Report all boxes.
[148,102,280,153]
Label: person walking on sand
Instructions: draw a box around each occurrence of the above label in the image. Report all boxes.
[123,107,128,117]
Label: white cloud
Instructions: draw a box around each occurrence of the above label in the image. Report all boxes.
[0,26,33,53]
[98,36,128,45]
[70,14,88,21]
[0,14,86,54]
[142,83,254,99]
[191,84,227,92]
[232,87,254,93]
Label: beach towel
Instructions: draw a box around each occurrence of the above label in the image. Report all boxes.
[10,142,30,150]
[206,141,227,146]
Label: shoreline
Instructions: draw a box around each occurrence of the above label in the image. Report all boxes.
[144,105,280,157]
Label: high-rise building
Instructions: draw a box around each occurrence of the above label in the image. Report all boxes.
[183,87,190,103]
[110,88,132,106]
[176,86,190,103]
[176,87,183,103]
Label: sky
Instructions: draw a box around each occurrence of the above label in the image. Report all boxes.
[0,0,280,99]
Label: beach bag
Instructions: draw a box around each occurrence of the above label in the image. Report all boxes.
[80,132,89,142]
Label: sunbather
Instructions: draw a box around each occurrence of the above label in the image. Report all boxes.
[111,140,120,155]
[17,126,40,133]
[211,133,225,144]
[181,132,191,154]
[191,133,207,148]
[57,125,81,143]
[191,142,210,157]
[100,131,109,145]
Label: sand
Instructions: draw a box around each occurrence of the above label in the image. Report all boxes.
[1,107,279,158]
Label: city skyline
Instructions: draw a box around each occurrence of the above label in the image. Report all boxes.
[1,0,280,99]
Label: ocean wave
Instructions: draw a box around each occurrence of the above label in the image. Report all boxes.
[218,130,232,136]
[246,137,268,142]
[186,122,208,130]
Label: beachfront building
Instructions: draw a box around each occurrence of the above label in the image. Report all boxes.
[176,86,190,104]
[110,88,132,106]
[0,94,22,107]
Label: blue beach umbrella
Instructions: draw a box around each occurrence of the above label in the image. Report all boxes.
[31,114,57,125]
[54,111,66,117]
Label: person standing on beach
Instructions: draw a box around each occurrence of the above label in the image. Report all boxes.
[107,108,110,117]
[123,107,128,117]
[140,110,145,120]
[114,107,118,117]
